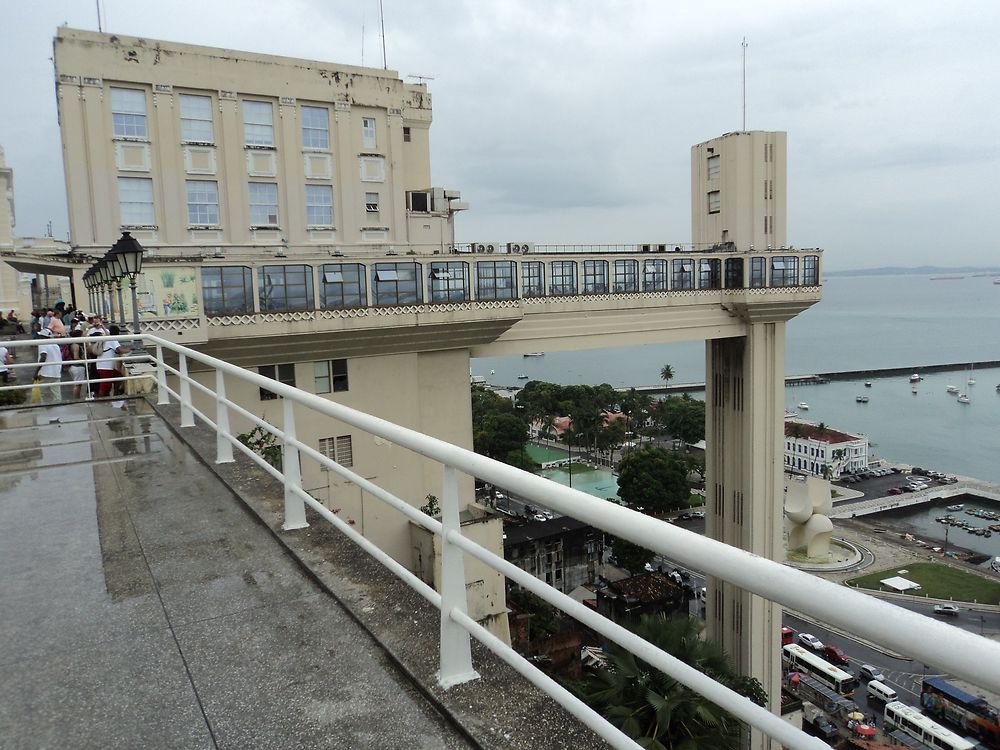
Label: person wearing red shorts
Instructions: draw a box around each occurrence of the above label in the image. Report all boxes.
[96,325,126,397]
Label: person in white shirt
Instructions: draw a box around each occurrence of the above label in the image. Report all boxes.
[33,328,63,404]
[97,324,128,398]
[0,343,11,384]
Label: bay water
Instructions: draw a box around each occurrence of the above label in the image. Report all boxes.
[472,274,1000,482]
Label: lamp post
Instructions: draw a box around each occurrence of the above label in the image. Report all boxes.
[107,250,127,330]
[110,231,145,346]
[82,270,93,315]
[97,259,116,324]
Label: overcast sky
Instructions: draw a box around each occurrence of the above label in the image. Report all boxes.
[2,1,998,270]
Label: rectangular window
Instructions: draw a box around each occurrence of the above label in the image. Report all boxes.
[185,180,219,225]
[111,87,147,138]
[365,191,380,213]
[643,258,668,291]
[248,182,279,226]
[671,259,694,290]
[259,363,295,400]
[802,255,820,286]
[305,184,333,226]
[582,260,608,294]
[699,258,721,289]
[707,190,721,214]
[314,359,348,394]
[259,265,314,311]
[179,94,214,143]
[770,256,799,287]
[428,261,470,303]
[476,260,517,300]
[243,100,274,146]
[362,117,376,148]
[707,154,720,179]
[612,259,638,293]
[318,435,353,466]
[724,258,744,289]
[372,262,422,306]
[402,126,411,142]
[117,177,155,225]
[300,105,329,149]
[521,261,545,298]
[201,267,253,315]
[549,260,577,296]
[749,257,766,288]
[320,263,367,309]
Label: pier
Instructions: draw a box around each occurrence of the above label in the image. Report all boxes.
[831,479,1000,519]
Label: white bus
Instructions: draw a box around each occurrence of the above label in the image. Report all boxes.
[884,701,976,750]
[782,644,858,697]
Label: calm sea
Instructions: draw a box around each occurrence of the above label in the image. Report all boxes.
[472,274,1000,482]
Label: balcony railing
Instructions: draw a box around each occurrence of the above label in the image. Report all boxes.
[2,334,997,750]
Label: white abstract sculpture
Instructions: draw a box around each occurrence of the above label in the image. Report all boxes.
[785,475,833,559]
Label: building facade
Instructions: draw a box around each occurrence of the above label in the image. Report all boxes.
[691,131,787,253]
[503,517,602,594]
[784,421,869,479]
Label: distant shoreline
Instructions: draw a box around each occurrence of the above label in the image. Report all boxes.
[825,266,1000,277]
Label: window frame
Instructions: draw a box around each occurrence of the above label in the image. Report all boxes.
[802,255,820,286]
[259,363,296,400]
[117,176,155,226]
[243,100,275,147]
[314,359,348,394]
[549,260,578,296]
[428,261,470,303]
[305,184,334,227]
[201,266,254,316]
[371,262,423,306]
[111,87,148,139]
[300,105,330,150]
[707,190,721,215]
[643,258,668,292]
[582,260,609,294]
[362,117,377,148]
[724,258,744,289]
[770,256,799,287]
[365,191,380,214]
[699,258,721,290]
[671,259,695,290]
[521,261,545,298]
[320,263,367,309]
[179,93,214,144]
[258,264,315,312]
[612,259,638,293]
[749,257,766,288]
[185,180,220,226]
[475,260,517,300]
[248,182,279,227]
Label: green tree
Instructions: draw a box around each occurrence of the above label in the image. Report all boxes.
[659,364,675,388]
[617,446,689,514]
[578,614,767,750]
[661,395,706,445]
[471,385,531,465]
[609,535,655,575]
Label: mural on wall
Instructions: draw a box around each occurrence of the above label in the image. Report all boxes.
[120,266,200,319]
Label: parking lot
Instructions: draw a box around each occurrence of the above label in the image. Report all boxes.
[833,467,958,503]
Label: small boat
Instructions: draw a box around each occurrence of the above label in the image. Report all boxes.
[798,402,809,410]
[489,369,496,375]
[856,395,869,403]
[909,374,921,383]
[946,385,959,394]
[523,352,544,357]
[864,381,872,388]
[991,556,1000,574]
[948,504,964,511]
[516,373,529,379]
[994,279,1000,286]
[958,394,970,404]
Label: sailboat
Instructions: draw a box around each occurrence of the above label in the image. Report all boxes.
[968,363,976,386]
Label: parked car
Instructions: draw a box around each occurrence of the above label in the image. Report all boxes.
[909,482,930,491]
[824,644,850,666]
[691,511,706,519]
[887,487,903,495]
[934,604,960,616]
[797,633,824,651]
[859,664,886,682]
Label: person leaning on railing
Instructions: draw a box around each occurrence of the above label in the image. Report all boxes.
[96,325,130,398]
[33,328,63,404]
[64,328,88,400]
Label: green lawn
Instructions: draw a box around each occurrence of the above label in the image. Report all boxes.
[845,562,1000,604]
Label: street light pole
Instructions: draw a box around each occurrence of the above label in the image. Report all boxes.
[110,232,146,348]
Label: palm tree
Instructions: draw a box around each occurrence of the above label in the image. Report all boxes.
[660,364,675,390]
[578,614,766,749]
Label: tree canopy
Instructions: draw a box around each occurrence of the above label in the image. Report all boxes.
[660,395,706,445]
[617,446,689,514]
[471,386,532,467]
[578,614,766,749]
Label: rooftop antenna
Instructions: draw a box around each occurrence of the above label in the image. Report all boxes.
[741,36,748,131]
[379,0,387,69]
[407,74,435,85]
[95,0,102,32]
[361,6,365,67]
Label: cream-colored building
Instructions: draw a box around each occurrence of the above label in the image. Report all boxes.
[22,29,825,725]
[691,131,787,252]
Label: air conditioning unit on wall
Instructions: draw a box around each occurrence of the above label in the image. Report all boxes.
[507,242,535,254]
[471,242,503,254]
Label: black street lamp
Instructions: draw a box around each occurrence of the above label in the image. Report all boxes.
[96,259,115,323]
[107,249,127,329]
[110,231,145,345]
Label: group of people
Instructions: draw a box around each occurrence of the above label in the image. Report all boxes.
[2,312,131,404]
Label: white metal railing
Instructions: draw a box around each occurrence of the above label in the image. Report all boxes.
[3,334,999,749]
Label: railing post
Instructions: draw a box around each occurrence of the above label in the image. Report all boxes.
[437,465,480,689]
[214,369,234,464]
[155,343,169,405]
[178,353,194,427]
[281,398,308,531]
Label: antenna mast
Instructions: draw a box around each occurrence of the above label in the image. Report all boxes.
[407,74,435,85]
[379,0,387,69]
[741,37,748,131]
[95,0,102,31]
[361,6,365,67]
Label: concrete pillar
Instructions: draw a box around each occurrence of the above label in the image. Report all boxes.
[705,318,786,749]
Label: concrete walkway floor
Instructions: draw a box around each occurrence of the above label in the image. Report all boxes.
[0,399,471,750]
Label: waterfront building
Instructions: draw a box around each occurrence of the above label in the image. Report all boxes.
[784,420,869,479]
[1,28,824,728]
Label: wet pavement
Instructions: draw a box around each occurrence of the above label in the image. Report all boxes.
[0,399,471,750]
